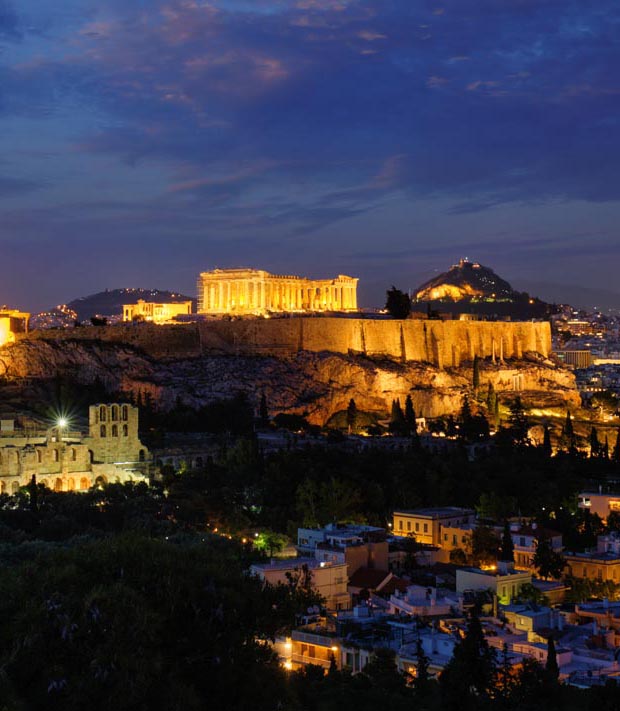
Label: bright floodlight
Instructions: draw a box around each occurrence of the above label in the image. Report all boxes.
[57,417,68,428]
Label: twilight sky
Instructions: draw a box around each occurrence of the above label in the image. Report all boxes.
[1,0,620,311]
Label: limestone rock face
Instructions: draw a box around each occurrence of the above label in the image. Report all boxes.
[0,338,580,425]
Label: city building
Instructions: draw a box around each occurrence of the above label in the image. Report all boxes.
[555,350,593,369]
[392,507,476,546]
[510,522,563,571]
[249,557,350,611]
[197,268,358,315]
[564,533,620,583]
[122,299,193,323]
[456,567,532,605]
[0,403,150,493]
[577,491,620,521]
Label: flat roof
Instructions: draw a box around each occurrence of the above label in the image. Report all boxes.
[393,507,475,518]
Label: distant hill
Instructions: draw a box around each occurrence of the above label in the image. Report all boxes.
[413,260,554,319]
[67,288,196,321]
[415,259,519,301]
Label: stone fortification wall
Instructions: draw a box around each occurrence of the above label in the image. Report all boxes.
[196,318,551,365]
[22,318,551,365]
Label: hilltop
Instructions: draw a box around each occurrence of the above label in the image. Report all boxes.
[413,260,554,318]
[66,288,196,321]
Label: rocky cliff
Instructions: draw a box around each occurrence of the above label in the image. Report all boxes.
[0,338,580,424]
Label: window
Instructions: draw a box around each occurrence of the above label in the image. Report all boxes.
[111,405,119,421]
[520,537,526,547]
[122,405,129,421]
[100,425,106,438]
[452,535,457,545]
[99,406,107,422]
[407,521,411,531]
[415,523,420,532]
[123,424,128,437]
[112,425,118,437]
[423,523,428,533]
[398,520,403,531]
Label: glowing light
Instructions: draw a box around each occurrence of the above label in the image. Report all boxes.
[284,661,293,671]
[57,418,68,428]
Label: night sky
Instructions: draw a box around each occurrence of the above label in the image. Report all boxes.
[1,0,619,311]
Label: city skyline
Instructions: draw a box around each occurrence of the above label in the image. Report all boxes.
[1,1,619,310]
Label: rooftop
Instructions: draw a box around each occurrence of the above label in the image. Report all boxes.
[393,507,475,518]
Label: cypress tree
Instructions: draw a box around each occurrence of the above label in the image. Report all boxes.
[613,429,620,463]
[590,426,600,458]
[404,394,416,434]
[499,521,515,564]
[603,436,610,460]
[473,355,481,391]
[545,635,559,683]
[542,424,552,458]
[346,398,358,434]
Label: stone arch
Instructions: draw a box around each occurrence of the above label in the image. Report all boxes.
[111,424,118,437]
[54,478,63,492]
[67,478,75,491]
[99,406,107,422]
[40,478,49,489]
[94,475,108,488]
[111,405,119,421]
[80,477,89,490]
[122,405,129,421]
[0,481,5,494]
[100,425,106,438]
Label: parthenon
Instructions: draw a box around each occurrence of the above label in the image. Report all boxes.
[197,268,358,314]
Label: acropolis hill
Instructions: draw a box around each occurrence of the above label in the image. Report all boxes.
[0,317,580,423]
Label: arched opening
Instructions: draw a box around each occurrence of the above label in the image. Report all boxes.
[54,478,63,492]
[40,479,49,489]
[0,482,5,494]
[111,424,118,437]
[100,425,106,438]
[111,405,119,421]
[122,405,129,421]
[139,449,145,462]
[36,449,42,463]
[11,481,19,494]
[71,448,77,461]
[122,424,128,437]
[99,406,107,422]
[94,475,108,488]
[88,450,94,463]
[80,477,90,490]
[67,478,75,491]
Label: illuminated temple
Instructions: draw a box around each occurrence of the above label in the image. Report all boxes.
[197,269,358,314]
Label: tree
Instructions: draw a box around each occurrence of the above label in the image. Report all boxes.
[473,356,481,391]
[542,424,552,458]
[413,639,430,696]
[385,287,411,319]
[508,397,529,448]
[532,536,565,580]
[499,521,514,565]
[389,399,407,436]
[346,398,358,435]
[590,426,601,458]
[404,395,416,434]
[545,635,559,684]
[259,393,269,427]
[560,410,577,455]
[613,429,620,463]
[440,613,497,711]
[362,648,408,694]
[471,525,500,567]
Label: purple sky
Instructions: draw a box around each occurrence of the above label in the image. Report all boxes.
[1,0,620,311]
